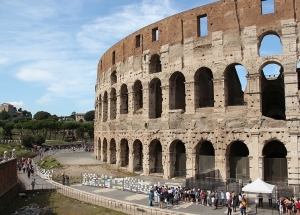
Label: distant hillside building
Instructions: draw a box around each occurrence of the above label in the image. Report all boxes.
[0,103,21,117]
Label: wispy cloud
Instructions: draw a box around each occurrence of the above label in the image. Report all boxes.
[6,101,25,107]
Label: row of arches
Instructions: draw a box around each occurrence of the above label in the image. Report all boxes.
[96,137,288,182]
[96,61,288,121]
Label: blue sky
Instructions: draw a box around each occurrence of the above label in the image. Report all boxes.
[0,0,285,116]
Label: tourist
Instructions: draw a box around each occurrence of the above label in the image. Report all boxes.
[221,190,225,206]
[240,198,247,215]
[227,197,232,215]
[267,193,273,206]
[31,179,37,190]
[232,194,239,212]
[296,198,300,215]
[159,193,164,208]
[257,192,263,207]
[148,190,154,206]
[211,195,216,210]
[226,190,231,206]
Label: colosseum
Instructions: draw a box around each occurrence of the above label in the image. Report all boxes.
[94,0,300,185]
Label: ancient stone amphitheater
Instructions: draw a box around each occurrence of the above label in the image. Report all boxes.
[94,0,300,185]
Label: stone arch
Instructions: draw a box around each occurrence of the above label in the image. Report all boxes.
[120,139,129,167]
[120,84,128,114]
[263,140,287,182]
[169,139,186,177]
[132,139,143,171]
[109,138,116,164]
[111,70,117,85]
[103,91,108,122]
[195,140,215,178]
[149,78,162,119]
[110,88,117,120]
[226,141,249,179]
[102,138,107,162]
[133,80,143,114]
[224,64,247,106]
[149,54,162,73]
[149,139,163,173]
[169,71,186,111]
[260,62,285,120]
[259,32,282,57]
[194,67,214,108]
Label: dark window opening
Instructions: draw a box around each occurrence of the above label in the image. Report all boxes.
[195,67,214,108]
[229,141,250,179]
[120,84,128,114]
[261,0,275,15]
[133,80,143,114]
[152,27,159,41]
[112,51,115,65]
[225,64,247,106]
[110,88,117,120]
[170,72,186,111]
[136,34,141,47]
[261,63,285,120]
[149,78,162,119]
[111,71,117,85]
[149,54,162,73]
[197,15,208,37]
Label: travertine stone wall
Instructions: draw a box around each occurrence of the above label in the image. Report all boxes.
[94,0,300,183]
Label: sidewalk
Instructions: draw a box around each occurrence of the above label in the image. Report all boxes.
[17,152,278,215]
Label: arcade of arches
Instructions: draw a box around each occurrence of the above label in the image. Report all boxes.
[96,137,289,183]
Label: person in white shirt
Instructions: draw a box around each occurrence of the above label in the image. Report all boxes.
[226,190,231,206]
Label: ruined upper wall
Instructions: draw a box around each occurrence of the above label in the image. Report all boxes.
[97,0,298,78]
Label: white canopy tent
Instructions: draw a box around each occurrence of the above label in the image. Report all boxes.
[242,178,275,193]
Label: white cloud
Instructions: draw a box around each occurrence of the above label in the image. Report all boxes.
[77,0,178,53]
[6,101,25,107]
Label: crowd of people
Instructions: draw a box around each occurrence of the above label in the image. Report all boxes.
[278,196,300,214]
[18,157,35,179]
[148,186,248,214]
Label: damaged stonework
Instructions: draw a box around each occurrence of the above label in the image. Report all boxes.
[94,0,300,185]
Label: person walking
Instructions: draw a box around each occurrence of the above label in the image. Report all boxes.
[257,192,263,207]
[149,190,154,206]
[31,179,37,190]
[227,198,232,215]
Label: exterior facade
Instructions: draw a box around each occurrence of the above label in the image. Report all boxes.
[0,103,21,117]
[75,113,85,122]
[94,0,300,184]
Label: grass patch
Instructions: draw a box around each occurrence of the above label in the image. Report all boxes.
[37,156,61,170]
[2,190,127,215]
[0,143,36,160]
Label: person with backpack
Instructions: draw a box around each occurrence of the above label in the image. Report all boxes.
[195,189,199,204]
[159,193,164,208]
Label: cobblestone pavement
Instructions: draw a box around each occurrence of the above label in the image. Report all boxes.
[18,151,278,215]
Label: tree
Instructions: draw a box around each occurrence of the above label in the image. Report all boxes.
[35,134,45,146]
[22,110,32,118]
[84,110,95,121]
[0,110,10,120]
[70,111,76,120]
[33,111,51,120]
[3,122,14,139]
[49,114,59,121]
[83,122,94,139]
[21,134,35,147]
[75,126,85,140]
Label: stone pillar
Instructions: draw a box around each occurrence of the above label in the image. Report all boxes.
[249,132,260,180]
[283,69,298,120]
[128,144,134,172]
[12,149,16,159]
[213,78,226,116]
[116,93,121,120]
[184,81,196,114]
[246,73,261,118]
[4,151,8,161]
[142,83,149,119]
[161,84,170,119]
[143,144,150,176]
[127,88,134,119]
[288,131,299,184]
[163,152,172,179]
[185,146,196,179]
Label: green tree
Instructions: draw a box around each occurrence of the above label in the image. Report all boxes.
[22,110,32,118]
[75,126,85,140]
[35,134,45,146]
[49,114,59,121]
[0,110,10,120]
[83,122,94,139]
[84,110,95,121]
[70,111,76,120]
[3,122,14,139]
[21,134,35,147]
[33,111,51,120]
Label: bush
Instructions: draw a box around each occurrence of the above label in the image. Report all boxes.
[35,134,45,146]
[21,134,35,147]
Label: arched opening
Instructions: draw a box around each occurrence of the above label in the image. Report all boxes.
[109,138,116,164]
[149,54,162,73]
[149,78,162,119]
[196,141,215,179]
[133,80,143,114]
[169,72,186,111]
[297,62,300,91]
[224,64,247,106]
[228,141,249,179]
[259,34,282,57]
[194,67,214,108]
[261,63,285,120]
[102,138,107,162]
[111,70,117,85]
[263,140,287,182]
[120,139,129,167]
[103,91,108,122]
[170,140,186,177]
[110,88,117,120]
[120,84,128,114]
[97,137,101,160]
[133,139,143,171]
[149,139,163,173]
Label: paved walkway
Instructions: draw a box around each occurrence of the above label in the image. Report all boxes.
[18,151,278,215]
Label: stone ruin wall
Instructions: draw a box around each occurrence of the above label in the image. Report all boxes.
[94,0,300,182]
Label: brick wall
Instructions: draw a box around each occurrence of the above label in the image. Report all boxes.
[0,159,18,197]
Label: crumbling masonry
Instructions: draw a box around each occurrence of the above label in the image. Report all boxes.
[94,0,300,184]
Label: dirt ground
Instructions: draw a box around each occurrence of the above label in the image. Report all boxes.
[50,152,137,183]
